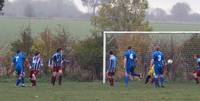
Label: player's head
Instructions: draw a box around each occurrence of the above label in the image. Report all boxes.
[57,48,64,53]
[57,48,62,52]
[16,50,21,54]
[128,46,132,50]
[35,51,40,57]
[109,50,113,55]
[154,45,160,51]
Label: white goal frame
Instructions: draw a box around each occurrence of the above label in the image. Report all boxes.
[103,31,200,84]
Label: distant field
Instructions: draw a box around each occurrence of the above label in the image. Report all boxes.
[1,17,200,47]
[0,81,200,101]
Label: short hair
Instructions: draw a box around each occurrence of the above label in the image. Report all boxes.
[197,54,200,58]
[109,51,113,55]
[35,51,40,56]
[57,48,63,52]
[16,50,21,54]
[128,46,132,49]
[154,45,160,51]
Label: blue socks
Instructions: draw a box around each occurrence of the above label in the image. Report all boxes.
[16,79,21,86]
[125,75,129,87]
[160,76,164,86]
[21,77,25,84]
[154,78,159,88]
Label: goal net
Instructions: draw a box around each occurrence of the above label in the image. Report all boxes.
[103,31,200,83]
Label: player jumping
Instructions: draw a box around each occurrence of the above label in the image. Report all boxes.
[124,46,141,87]
[11,50,26,87]
[49,48,64,86]
[107,51,117,86]
[29,52,43,86]
[151,45,165,88]
[193,54,200,84]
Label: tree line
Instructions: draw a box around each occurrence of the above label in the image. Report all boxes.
[147,2,200,22]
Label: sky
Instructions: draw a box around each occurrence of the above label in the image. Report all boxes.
[8,0,200,14]
[148,0,200,14]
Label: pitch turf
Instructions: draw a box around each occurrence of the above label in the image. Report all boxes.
[0,81,199,101]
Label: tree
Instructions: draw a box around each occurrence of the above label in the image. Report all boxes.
[91,0,151,31]
[10,27,33,56]
[171,2,191,21]
[0,0,4,15]
[74,33,103,80]
[81,0,100,15]
[148,8,168,21]
[0,0,4,11]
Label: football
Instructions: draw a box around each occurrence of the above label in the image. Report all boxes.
[167,59,173,64]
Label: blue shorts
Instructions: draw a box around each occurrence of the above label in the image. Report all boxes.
[15,64,24,76]
[125,66,135,74]
[154,65,164,76]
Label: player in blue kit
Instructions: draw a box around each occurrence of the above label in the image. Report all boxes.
[107,51,117,86]
[150,45,165,88]
[124,46,141,87]
[11,50,26,87]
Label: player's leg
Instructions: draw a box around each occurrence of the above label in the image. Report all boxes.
[125,67,130,87]
[58,68,63,85]
[16,69,22,86]
[51,68,57,86]
[21,71,25,87]
[159,68,165,87]
[29,70,35,86]
[107,72,112,86]
[193,70,199,84]
[130,66,141,79]
[153,66,160,88]
[31,71,37,86]
[110,72,115,86]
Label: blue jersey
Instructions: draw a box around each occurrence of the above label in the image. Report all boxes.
[152,51,165,67]
[124,50,136,68]
[50,52,63,67]
[12,52,26,70]
[107,55,117,72]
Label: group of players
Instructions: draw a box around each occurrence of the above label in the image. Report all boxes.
[11,48,64,87]
[11,45,200,88]
[107,45,200,87]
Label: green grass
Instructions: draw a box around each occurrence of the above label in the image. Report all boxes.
[0,81,200,101]
[0,17,92,46]
[1,17,200,47]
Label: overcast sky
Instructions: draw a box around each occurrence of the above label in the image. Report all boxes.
[8,0,200,14]
[148,0,200,14]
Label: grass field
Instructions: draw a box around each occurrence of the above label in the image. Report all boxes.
[1,17,200,47]
[0,81,200,101]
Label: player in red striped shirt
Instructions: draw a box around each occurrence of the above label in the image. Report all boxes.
[29,52,43,86]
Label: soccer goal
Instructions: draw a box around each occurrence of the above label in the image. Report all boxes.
[103,31,200,84]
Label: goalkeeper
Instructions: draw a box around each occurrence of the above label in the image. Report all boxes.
[145,65,154,84]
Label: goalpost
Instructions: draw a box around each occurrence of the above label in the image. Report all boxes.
[103,31,200,84]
